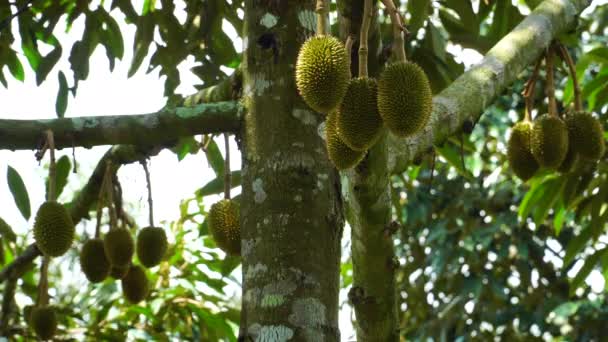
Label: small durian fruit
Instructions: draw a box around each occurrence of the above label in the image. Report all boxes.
[565,111,605,161]
[80,238,110,283]
[208,199,241,256]
[121,265,149,304]
[531,114,569,169]
[110,264,130,279]
[295,35,350,113]
[377,61,433,137]
[33,201,75,257]
[136,227,168,268]
[508,121,539,181]
[103,228,134,267]
[336,77,383,151]
[30,305,57,340]
[325,110,366,170]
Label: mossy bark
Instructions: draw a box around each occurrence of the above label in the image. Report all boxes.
[240,1,343,340]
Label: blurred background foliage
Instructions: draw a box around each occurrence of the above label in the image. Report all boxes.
[0,0,607,341]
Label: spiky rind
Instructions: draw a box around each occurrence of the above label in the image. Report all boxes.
[110,264,129,279]
[33,201,75,257]
[531,115,569,169]
[377,61,433,136]
[325,111,366,170]
[557,142,579,173]
[336,77,383,151]
[103,228,134,267]
[136,227,168,268]
[295,35,350,113]
[30,306,57,340]
[80,238,111,283]
[121,265,149,304]
[208,199,241,256]
[565,111,606,161]
[508,121,539,181]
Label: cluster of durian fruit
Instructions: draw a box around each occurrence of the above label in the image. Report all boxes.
[295,35,433,170]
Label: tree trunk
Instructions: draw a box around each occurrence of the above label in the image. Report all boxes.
[240,1,343,340]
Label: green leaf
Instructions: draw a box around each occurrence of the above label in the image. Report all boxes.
[532,176,565,225]
[435,144,474,181]
[46,155,71,199]
[205,140,225,177]
[128,15,155,77]
[208,27,238,67]
[569,247,607,296]
[442,0,478,30]
[172,136,199,161]
[6,51,25,82]
[195,171,241,198]
[551,301,580,319]
[518,176,559,221]
[407,0,431,35]
[563,224,593,268]
[0,217,17,242]
[36,45,62,86]
[56,71,68,118]
[486,1,524,46]
[7,166,31,220]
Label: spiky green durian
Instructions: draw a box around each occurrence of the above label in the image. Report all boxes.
[208,199,241,256]
[79,238,110,283]
[326,110,366,170]
[377,61,433,136]
[33,201,75,257]
[136,227,168,268]
[110,264,129,279]
[295,35,350,113]
[565,111,605,161]
[508,121,539,181]
[103,228,134,267]
[557,142,579,173]
[30,306,57,340]
[336,77,383,151]
[530,114,569,169]
[121,265,149,304]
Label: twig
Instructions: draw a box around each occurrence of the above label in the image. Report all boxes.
[556,42,582,111]
[315,0,328,35]
[345,35,354,79]
[522,55,543,121]
[36,256,50,306]
[46,130,56,201]
[224,134,231,200]
[380,0,406,62]
[0,0,36,31]
[0,277,17,334]
[141,160,154,227]
[105,162,118,230]
[94,165,111,238]
[358,0,373,77]
[545,46,558,117]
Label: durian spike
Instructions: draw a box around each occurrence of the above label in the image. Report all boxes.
[224,133,231,200]
[545,46,558,118]
[315,0,329,35]
[522,55,543,122]
[380,0,406,62]
[556,42,583,112]
[358,0,373,77]
[141,159,154,227]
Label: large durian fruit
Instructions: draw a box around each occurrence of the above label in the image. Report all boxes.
[136,227,168,268]
[103,228,134,267]
[530,114,569,169]
[377,61,433,136]
[121,265,149,304]
[80,238,111,283]
[296,35,350,113]
[508,121,539,181]
[29,305,57,340]
[325,110,366,170]
[33,201,75,257]
[208,199,241,256]
[565,111,605,161]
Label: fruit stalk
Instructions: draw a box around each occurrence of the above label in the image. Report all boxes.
[224,133,231,200]
[141,160,154,227]
[380,0,406,62]
[94,164,111,238]
[105,162,118,230]
[345,35,354,78]
[557,42,583,111]
[523,55,543,122]
[46,130,56,202]
[545,47,558,117]
[36,256,50,306]
[315,0,328,35]
[358,0,373,77]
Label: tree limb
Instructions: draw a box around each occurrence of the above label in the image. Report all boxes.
[0,101,241,150]
[388,0,591,174]
[181,69,242,106]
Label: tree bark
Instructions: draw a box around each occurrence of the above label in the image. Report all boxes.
[239,1,343,341]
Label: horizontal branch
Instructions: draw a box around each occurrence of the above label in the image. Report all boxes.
[0,101,241,150]
[388,0,591,174]
[181,69,242,106]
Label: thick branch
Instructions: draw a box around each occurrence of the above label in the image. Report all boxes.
[388,0,591,174]
[181,69,242,106]
[0,101,241,150]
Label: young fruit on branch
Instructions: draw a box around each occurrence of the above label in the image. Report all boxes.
[121,265,149,304]
[110,264,130,279]
[33,201,75,257]
[325,110,366,170]
[208,199,241,256]
[530,114,569,169]
[377,61,433,136]
[103,228,134,267]
[30,305,57,340]
[136,227,168,268]
[337,77,383,151]
[296,35,350,113]
[80,238,111,283]
[508,121,539,181]
[565,111,606,161]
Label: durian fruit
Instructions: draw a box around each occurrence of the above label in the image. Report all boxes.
[325,110,366,170]
[110,264,130,279]
[508,121,539,181]
[103,228,134,267]
[80,238,111,283]
[565,111,605,161]
[530,114,569,169]
[208,199,241,256]
[336,77,383,151]
[121,265,149,304]
[557,142,579,173]
[30,305,57,340]
[136,227,168,268]
[23,305,34,324]
[33,201,75,257]
[377,61,433,137]
[295,35,350,113]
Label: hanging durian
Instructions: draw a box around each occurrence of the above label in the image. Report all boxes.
[33,201,75,257]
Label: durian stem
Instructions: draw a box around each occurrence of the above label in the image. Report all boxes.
[523,55,543,122]
[345,35,354,79]
[358,0,373,77]
[46,130,56,202]
[557,42,583,111]
[224,134,231,200]
[315,0,328,35]
[141,159,154,227]
[105,162,118,231]
[36,256,50,306]
[94,164,111,238]
[545,47,558,118]
[380,0,406,62]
